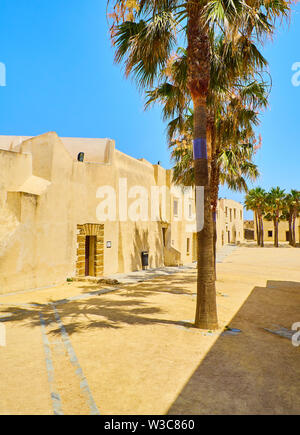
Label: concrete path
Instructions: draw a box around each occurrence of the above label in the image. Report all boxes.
[0,245,300,414]
[105,244,236,284]
[106,264,196,284]
[216,244,238,262]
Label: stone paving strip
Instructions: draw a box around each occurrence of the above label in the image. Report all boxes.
[39,312,63,415]
[1,303,100,415]
[52,304,100,415]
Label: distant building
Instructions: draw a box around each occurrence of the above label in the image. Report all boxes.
[244,220,255,240]
[0,133,244,294]
[216,198,244,248]
[255,219,300,243]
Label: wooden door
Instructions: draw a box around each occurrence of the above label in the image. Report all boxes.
[85,236,90,276]
[85,236,96,276]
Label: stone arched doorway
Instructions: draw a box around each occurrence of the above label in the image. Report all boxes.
[76,224,104,277]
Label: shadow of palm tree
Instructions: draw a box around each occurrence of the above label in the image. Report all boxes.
[0,288,195,336]
[72,271,197,300]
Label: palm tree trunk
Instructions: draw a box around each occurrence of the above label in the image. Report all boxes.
[292,212,296,247]
[277,210,280,247]
[210,127,219,281]
[212,182,219,281]
[255,211,260,246]
[273,218,277,247]
[260,214,264,247]
[289,215,293,245]
[193,103,218,329]
[212,209,217,281]
[187,4,218,329]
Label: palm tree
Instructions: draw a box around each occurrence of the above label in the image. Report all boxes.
[284,190,300,246]
[291,190,300,246]
[245,187,267,247]
[264,187,286,247]
[146,42,267,268]
[107,0,291,329]
[146,43,267,275]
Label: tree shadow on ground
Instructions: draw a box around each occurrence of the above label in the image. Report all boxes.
[0,272,198,336]
[117,274,197,298]
[168,279,300,415]
[75,271,197,299]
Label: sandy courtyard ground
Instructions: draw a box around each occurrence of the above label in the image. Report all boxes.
[0,245,300,415]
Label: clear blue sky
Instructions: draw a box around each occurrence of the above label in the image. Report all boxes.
[0,1,299,218]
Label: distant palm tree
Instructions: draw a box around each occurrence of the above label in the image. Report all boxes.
[264,187,286,247]
[291,190,300,246]
[245,187,267,247]
[284,190,300,246]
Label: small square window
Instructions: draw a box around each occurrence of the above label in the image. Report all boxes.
[268,230,273,237]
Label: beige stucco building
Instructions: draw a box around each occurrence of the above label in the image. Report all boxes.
[255,219,300,243]
[0,133,244,295]
[216,198,244,248]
